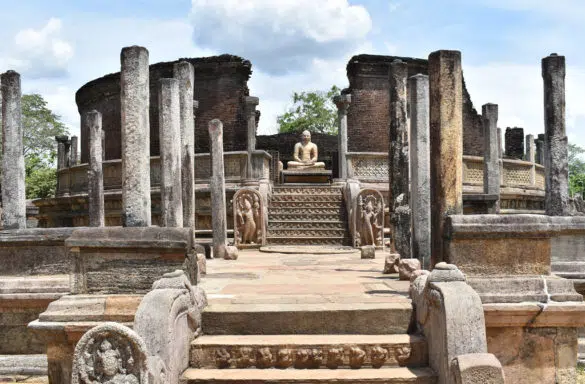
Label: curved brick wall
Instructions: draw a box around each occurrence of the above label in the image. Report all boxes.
[76,55,252,163]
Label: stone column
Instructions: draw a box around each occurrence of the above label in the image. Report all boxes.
[543,53,569,216]
[429,50,463,266]
[334,94,351,180]
[209,119,227,258]
[101,129,106,161]
[526,134,536,187]
[159,78,183,227]
[245,96,259,179]
[497,127,503,159]
[55,136,69,170]
[1,70,26,229]
[536,134,545,165]
[482,104,500,214]
[389,59,411,258]
[120,46,151,227]
[86,111,105,227]
[70,135,79,166]
[408,74,431,269]
[173,61,195,229]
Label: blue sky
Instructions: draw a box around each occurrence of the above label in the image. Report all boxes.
[0,0,583,148]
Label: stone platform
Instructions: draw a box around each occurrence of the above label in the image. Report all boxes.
[280,170,332,184]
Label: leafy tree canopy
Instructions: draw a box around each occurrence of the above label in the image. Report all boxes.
[569,143,585,198]
[277,85,341,135]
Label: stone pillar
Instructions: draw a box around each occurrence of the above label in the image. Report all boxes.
[334,94,351,180]
[1,70,26,229]
[429,50,463,267]
[389,59,411,258]
[526,134,536,187]
[409,74,431,269]
[542,53,569,216]
[504,127,524,159]
[209,119,227,258]
[70,136,79,166]
[55,135,69,170]
[482,104,500,214]
[245,96,259,179]
[101,129,105,161]
[497,128,503,159]
[159,78,183,227]
[173,61,195,229]
[120,46,151,227]
[536,134,545,165]
[86,110,104,227]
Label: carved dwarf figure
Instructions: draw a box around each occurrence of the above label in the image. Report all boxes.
[287,130,326,170]
[96,339,139,384]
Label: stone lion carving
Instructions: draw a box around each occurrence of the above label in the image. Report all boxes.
[72,322,149,384]
[233,188,265,248]
[353,189,384,247]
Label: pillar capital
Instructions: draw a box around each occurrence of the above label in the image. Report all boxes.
[245,96,259,116]
[333,94,351,114]
[55,135,70,143]
[542,53,565,79]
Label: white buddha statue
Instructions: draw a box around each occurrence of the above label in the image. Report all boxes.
[286,130,326,170]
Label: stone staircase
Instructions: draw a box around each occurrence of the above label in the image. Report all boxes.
[266,186,350,246]
[181,303,437,383]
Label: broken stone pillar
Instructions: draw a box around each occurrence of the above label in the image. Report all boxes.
[334,94,351,179]
[55,135,69,169]
[389,59,411,258]
[173,61,195,229]
[526,134,536,187]
[245,96,259,179]
[209,119,227,258]
[536,134,545,165]
[120,46,151,227]
[159,78,183,227]
[482,104,500,213]
[542,53,569,216]
[86,110,105,227]
[429,50,463,266]
[504,127,524,159]
[1,70,26,229]
[409,74,431,269]
[69,135,79,166]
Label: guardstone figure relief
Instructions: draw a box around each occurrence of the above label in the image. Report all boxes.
[353,189,384,247]
[287,130,325,170]
[233,188,265,248]
[72,322,149,384]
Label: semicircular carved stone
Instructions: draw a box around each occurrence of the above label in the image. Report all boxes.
[353,189,385,248]
[71,322,150,384]
[233,188,265,248]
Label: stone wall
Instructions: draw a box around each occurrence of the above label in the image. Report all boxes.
[345,54,483,156]
[76,55,252,162]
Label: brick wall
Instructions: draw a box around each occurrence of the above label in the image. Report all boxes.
[76,55,251,163]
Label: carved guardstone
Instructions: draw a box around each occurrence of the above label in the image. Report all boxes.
[353,189,385,248]
[233,188,265,249]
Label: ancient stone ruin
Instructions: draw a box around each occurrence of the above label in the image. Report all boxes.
[0,44,584,384]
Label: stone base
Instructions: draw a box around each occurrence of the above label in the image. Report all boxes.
[281,170,332,184]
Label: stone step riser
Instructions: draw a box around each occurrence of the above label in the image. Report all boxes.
[268,229,347,237]
[202,307,411,336]
[268,214,346,222]
[268,208,344,215]
[268,223,346,230]
[266,238,349,246]
[191,339,427,370]
[269,202,344,209]
[271,196,343,203]
[272,188,342,195]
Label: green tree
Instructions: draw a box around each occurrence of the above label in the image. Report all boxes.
[569,143,585,198]
[0,94,69,199]
[277,85,341,135]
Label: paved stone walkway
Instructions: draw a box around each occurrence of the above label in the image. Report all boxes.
[200,248,411,306]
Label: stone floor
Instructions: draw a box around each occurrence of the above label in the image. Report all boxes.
[200,247,411,306]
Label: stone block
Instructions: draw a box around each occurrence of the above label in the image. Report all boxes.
[450,353,505,384]
[398,258,421,281]
[360,245,375,259]
[197,253,207,275]
[224,245,239,260]
[383,253,400,273]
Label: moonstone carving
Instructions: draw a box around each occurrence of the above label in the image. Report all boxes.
[233,188,265,248]
[349,346,366,369]
[326,348,345,369]
[370,346,388,368]
[353,189,385,247]
[256,348,273,369]
[276,349,293,369]
[71,322,149,384]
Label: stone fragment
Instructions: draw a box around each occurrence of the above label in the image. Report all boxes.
[120,46,151,227]
[383,253,400,274]
[410,269,430,283]
[223,245,239,260]
[361,245,376,259]
[450,353,505,384]
[398,259,422,281]
[1,70,26,229]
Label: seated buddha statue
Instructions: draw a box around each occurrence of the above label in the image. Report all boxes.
[286,130,326,170]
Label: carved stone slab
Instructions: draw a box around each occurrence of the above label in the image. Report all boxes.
[353,189,385,248]
[233,188,265,249]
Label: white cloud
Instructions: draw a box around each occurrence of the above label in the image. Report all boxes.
[8,18,74,79]
[464,62,585,148]
[189,0,372,74]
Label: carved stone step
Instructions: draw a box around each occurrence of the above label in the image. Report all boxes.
[268,213,346,222]
[266,237,349,246]
[267,229,347,238]
[202,302,412,335]
[272,187,343,195]
[181,367,437,384]
[190,334,428,370]
[270,201,344,209]
[271,194,343,202]
[268,207,344,215]
[268,221,346,230]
